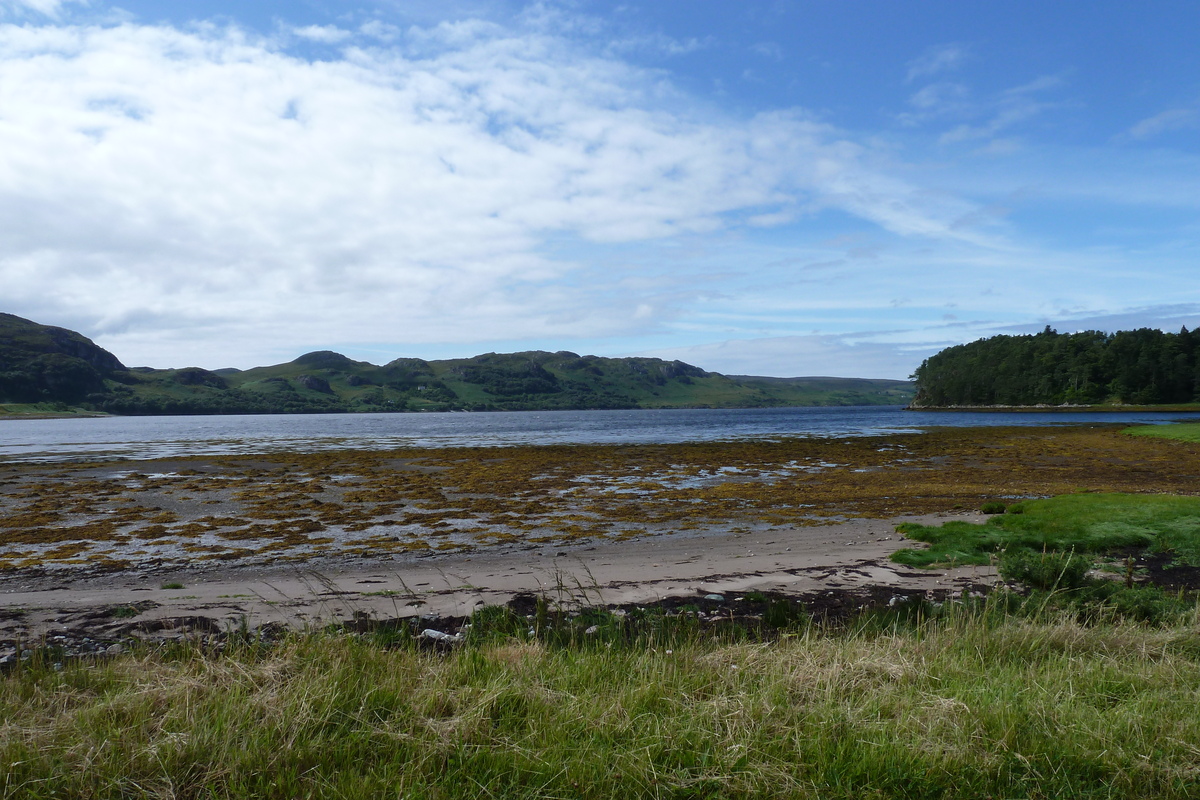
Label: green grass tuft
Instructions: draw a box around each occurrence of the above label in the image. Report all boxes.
[1125,422,1200,442]
[892,492,1200,568]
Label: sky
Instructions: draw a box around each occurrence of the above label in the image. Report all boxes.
[0,1,1197,379]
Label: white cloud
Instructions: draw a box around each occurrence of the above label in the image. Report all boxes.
[899,65,1066,149]
[750,41,783,61]
[0,15,1001,368]
[907,82,967,111]
[18,11,1185,378]
[935,75,1063,146]
[637,335,936,380]
[1124,107,1199,141]
[293,24,353,44]
[1011,305,1200,337]
[905,43,966,83]
[605,31,709,58]
[0,0,83,17]
[1004,74,1066,96]
[359,20,401,42]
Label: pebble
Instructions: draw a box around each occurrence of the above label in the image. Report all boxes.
[704,594,725,602]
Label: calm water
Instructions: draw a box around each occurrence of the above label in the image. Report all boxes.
[3,406,1200,463]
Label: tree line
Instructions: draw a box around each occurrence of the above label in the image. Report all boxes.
[911,326,1200,407]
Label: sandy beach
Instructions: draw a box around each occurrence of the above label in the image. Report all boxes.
[0,512,997,648]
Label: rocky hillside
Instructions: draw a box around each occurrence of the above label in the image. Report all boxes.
[1,313,913,414]
[0,313,127,404]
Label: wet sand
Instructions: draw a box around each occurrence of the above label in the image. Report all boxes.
[0,512,995,647]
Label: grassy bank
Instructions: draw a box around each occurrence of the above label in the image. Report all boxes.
[0,402,106,418]
[891,492,1200,569]
[4,604,1200,799]
[1126,422,1200,443]
[889,492,1200,624]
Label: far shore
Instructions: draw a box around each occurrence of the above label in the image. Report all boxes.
[5,401,1200,420]
[906,403,1200,412]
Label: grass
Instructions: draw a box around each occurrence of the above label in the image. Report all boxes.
[891,492,1200,568]
[1126,422,1200,443]
[4,603,1200,799]
[0,402,100,417]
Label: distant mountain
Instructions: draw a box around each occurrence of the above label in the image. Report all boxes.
[1,313,913,414]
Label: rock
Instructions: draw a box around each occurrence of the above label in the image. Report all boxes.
[296,374,333,394]
[704,594,725,602]
[173,368,227,388]
[106,643,125,655]
[584,625,600,635]
[421,629,462,643]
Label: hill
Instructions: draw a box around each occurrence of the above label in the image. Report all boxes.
[0,313,127,407]
[0,313,913,414]
[911,326,1200,407]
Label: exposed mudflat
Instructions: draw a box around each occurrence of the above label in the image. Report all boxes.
[2,424,1198,655]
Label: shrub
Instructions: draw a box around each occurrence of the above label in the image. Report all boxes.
[981,501,1007,514]
[466,605,527,642]
[1076,582,1191,625]
[999,549,1093,591]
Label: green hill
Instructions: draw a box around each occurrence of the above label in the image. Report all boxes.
[0,313,127,407]
[1,313,913,415]
[911,326,1200,407]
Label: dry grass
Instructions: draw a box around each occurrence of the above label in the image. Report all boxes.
[4,604,1200,798]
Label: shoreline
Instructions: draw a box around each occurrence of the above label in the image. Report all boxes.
[0,512,994,654]
[5,423,1200,653]
[4,402,1200,420]
[907,403,1200,412]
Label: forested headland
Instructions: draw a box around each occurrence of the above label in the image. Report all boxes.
[911,326,1200,407]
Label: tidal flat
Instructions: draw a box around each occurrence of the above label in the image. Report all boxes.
[3,424,1196,576]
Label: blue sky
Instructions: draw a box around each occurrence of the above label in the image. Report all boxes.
[1,0,1197,378]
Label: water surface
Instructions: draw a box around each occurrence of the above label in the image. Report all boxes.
[4,406,1200,462]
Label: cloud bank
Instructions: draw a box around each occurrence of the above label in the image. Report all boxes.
[0,17,971,368]
[0,6,1196,378]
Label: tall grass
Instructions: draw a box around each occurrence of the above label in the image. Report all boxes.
[4,602,1200,799]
